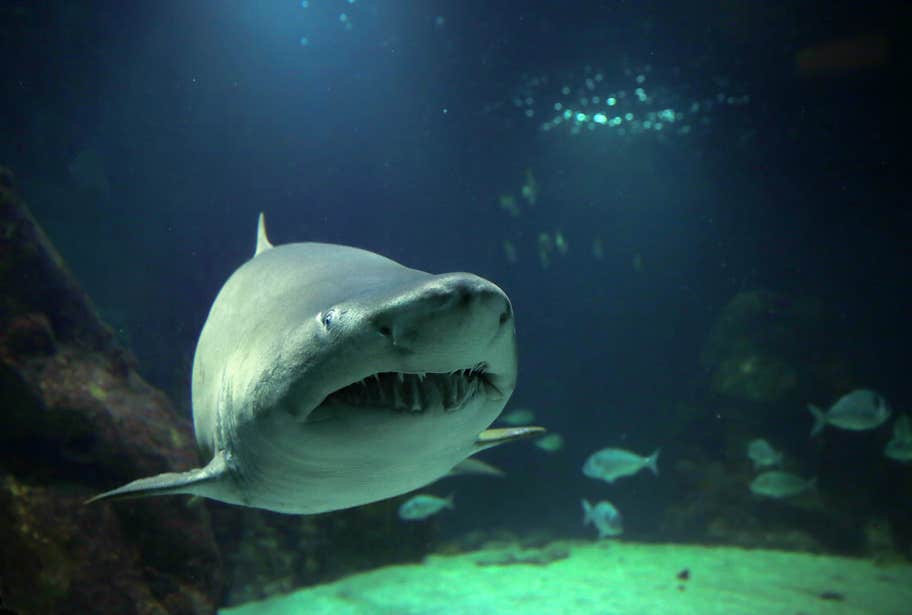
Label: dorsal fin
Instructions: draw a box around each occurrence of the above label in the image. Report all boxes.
[255,212,274,256]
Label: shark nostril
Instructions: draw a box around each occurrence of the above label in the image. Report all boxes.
[499,303,512,325]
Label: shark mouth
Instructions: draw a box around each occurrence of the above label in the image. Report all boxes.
[322,363,493,413]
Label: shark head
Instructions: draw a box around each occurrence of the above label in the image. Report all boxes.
[89,215,537,514]
[289,271,515,411]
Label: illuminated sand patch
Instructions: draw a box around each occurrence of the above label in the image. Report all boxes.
[222,541,912,615]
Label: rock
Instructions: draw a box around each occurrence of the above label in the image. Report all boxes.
[701,290,851,403]
[0,168,221,614]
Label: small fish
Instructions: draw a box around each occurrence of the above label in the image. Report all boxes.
[534,433,564,453]
[499,408,535,426]
[554,231,568,255]
[535,433,564,453]
[746,438,784,469]
[750,471,816,498]
[885,438,912,463]
[884,416,912,463]
[581,499,623,538]
[446,458,505,478]
[502,240,518,263]
[498,194,519,217]
[537,233,553,269]
[397,493,454,521]
[808,389,891,437]
[582,447,660,483]
[521,168,537,205]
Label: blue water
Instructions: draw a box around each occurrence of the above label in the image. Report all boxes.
[2,0,906,567]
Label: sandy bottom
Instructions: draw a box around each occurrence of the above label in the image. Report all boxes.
[222,541,912,615]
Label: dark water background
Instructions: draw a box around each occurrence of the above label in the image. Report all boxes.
[1,1,906,540]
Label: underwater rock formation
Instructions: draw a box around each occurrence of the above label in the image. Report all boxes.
[0,168,222,614]
[701,290,851,403]
[212,497,434,607]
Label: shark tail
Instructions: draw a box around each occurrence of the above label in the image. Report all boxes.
[808,404,826,437]
[85,451,229,505]
[645,449,661,476]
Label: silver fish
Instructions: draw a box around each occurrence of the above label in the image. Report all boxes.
[581,499,623,538]
[398,493,454,521]
[444,457,505,478]
[746,438,783,470]
[885,438,912,463]
[750,471,816,498]
[499,408,535,426]
[808,389,891,437]
[534,433,564,453]
[884,415,912,463]
[582,447,660,483]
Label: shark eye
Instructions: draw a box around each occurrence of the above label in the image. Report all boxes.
[320,309,336,329]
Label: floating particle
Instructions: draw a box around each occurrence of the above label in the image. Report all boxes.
[507,63,749,142]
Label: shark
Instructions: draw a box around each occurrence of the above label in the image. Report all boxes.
[89,214,540,513]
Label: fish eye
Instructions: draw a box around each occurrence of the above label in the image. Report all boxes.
[320,309,335,329]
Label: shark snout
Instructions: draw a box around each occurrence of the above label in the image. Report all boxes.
[369,273,513,367]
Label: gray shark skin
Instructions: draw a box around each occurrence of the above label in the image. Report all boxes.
[89,215,540,513]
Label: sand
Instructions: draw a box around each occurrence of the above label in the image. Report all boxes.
[222,541,912,615]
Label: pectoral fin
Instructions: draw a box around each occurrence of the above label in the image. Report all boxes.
[86,451,229,504]
[474,426,545,452]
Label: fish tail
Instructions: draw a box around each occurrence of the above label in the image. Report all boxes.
[808,404,826,437]
[645,449,660,476]
[581,499,593,525]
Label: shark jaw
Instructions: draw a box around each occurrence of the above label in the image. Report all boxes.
[316,363,500,416]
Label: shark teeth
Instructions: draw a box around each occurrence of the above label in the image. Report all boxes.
[324,368,488,413]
